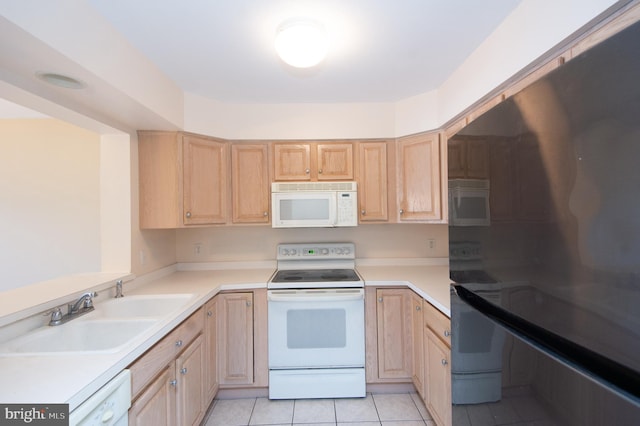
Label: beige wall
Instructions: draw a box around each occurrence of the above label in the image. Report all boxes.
[0,119,100,291]
[176,224,448,263]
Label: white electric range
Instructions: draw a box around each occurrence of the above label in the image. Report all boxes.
[267,243,366,399]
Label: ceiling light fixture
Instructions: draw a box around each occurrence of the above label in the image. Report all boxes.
[36,72,85,90]
[275,19,328,68]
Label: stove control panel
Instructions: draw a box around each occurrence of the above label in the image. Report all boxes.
[277,243,355,260]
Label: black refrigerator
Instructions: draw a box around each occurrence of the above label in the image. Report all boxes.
[449,17,640,426]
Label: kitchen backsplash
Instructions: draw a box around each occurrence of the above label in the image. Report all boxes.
[176,224,448,263]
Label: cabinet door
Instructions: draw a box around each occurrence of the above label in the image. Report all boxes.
[424,329,452,426]
[357,142,388,221]
[129,366,176,426]
[231,144,270,223]
[204,298,218,404]
[316,143,354,180]
[397,132,442,221]
[176,335,205,426]
[376,289,412,380]
[218,292,254,385]
[273,143,311,181]
[411,293,425,399]
[183,135,228,225]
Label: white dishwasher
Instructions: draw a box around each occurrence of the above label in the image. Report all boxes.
[69,370,131,426]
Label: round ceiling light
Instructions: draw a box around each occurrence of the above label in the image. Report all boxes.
[275,19,328,68]
[36,72,85,90]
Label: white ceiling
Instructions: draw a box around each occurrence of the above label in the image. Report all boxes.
[85,0,523,104]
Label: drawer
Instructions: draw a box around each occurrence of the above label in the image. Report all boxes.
[424,301,451,347]
[130,308,204,398]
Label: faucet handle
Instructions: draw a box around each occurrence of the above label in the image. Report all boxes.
[44,307,63,326]
[84,291,98,308]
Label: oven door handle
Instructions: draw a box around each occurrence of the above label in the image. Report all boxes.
[268,291,364,303]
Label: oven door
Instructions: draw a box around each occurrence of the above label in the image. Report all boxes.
[268,288,365,369]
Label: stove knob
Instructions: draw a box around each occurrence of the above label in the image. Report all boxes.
[290,249,297,256]
[321,248,329,255]
[343,248,351,255]
[282,249,289,256]
[336,248,343,254]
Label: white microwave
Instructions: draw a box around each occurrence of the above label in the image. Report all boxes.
[448,179,490,226]
[271,182,358,228]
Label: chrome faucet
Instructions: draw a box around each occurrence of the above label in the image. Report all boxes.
[68,292,97,314]
[47,291,98,326]
[115,280,124,298]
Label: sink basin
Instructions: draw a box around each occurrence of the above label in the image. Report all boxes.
[91,294,195,319]
[0,319,157,356]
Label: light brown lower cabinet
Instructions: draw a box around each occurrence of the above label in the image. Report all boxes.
[128,308,207,426]
[420,299,452,426]
[128,366,175,426]
[411,292,425,398]
[204,297,218,402]
[365,288,413,383]
[217,289,268,388]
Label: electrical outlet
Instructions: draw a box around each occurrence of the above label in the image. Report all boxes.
[427,238,436,250]
[193,243,202,256]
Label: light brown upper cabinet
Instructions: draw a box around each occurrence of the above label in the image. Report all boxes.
[273,142,354,181]
[447,135,489,179]
[138,131,228,228]
[231,143,270,224]
[396,132,442,222]
[356,141,389,222]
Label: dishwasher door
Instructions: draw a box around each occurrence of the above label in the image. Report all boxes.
[69,370,131,426]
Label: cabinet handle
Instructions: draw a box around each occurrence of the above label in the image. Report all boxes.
[441,359,448,366]
[361,210,366,215]
[169,379,177,387]
[378,297,383,303]
[207,311,213,317]
[318,169,323,174]
[444,330,451,337]
[175,340,183,347]
[185,211,192,219]
[180,367,188,375]
[263,211,268,217]
[399,209,404,215]
[246,300,252,307]
[305,168,310,174]
[416,305,421,311]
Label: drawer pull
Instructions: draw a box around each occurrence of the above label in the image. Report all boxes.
[175,340,183,347]
[441,359,448,366]
[444,330,451,337]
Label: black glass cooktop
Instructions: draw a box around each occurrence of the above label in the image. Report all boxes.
[271,269,361,283]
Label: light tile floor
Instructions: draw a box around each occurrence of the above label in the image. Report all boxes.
[203,393,436,426]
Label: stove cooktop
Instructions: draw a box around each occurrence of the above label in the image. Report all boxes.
[271,268,361,283]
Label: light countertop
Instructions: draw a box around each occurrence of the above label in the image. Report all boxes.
[0,260,451,411]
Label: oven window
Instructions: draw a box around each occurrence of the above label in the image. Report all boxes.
[287,309,346,349]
